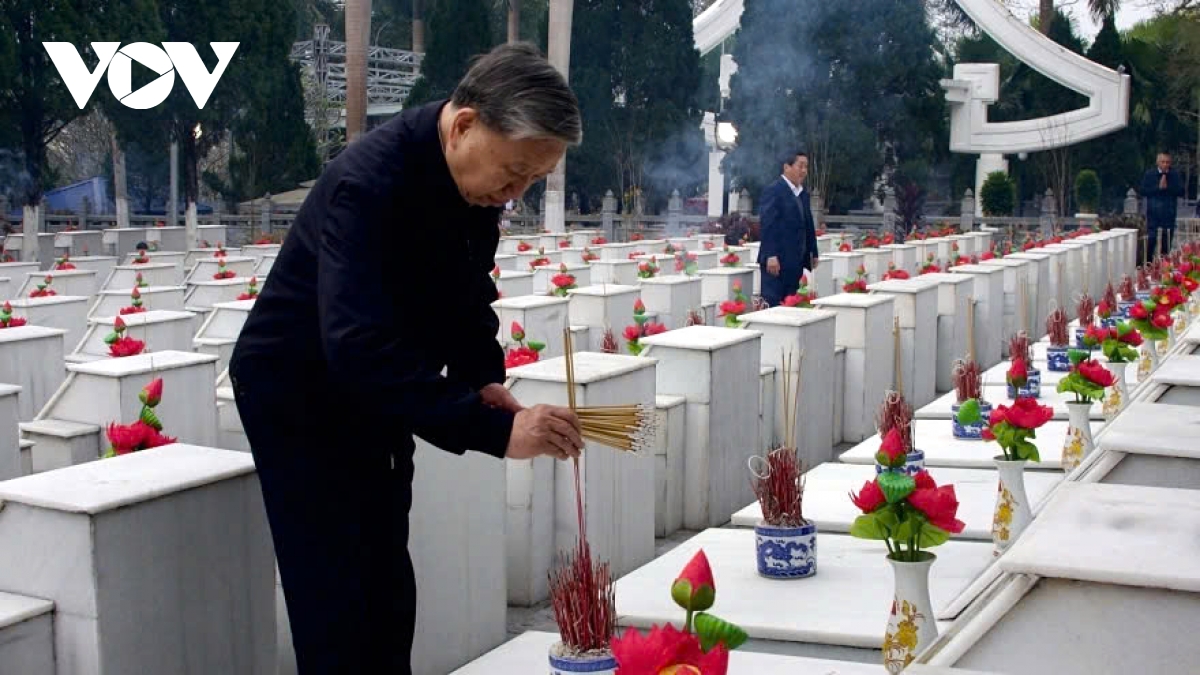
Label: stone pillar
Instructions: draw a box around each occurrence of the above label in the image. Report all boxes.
[737,188,752,216]
[960,189,975,232]
[1124,188,1139,216]
[543,0,574,233]
[1040,188,1057,238]
[707,149,725,218]
[601,190,617,241]
[811,189,825,229]
[667,189,682,236]
[260,193,273,238]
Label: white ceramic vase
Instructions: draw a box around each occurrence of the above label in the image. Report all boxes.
[883,553,938,674]
[1061,401,1095,472]
[991,458,1033,555]
[1103,362,1128,422]
[1138,340,1159,381]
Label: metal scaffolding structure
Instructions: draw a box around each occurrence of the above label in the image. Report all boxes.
[290,28,423,126]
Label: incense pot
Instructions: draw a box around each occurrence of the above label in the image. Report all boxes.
[549,649,617,674]
[951,400,992,440]
[874,449,925,476]
[754,521,817,579]
[1006,367,1041,400]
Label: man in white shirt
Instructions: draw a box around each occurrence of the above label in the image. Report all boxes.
[757,151,819,306]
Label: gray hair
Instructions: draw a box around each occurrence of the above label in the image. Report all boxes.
[452,43,582,146]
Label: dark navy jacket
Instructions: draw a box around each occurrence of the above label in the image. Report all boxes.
[1141,168,1185,228]
[757,177,818,273]
[230,100,514,460]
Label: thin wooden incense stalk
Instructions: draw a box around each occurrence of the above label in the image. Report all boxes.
[967,299,976,363]
[893,317,903,395]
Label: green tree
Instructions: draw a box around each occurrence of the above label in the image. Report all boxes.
[566,0,704,212]
[725,0,946,213]
[980,171,1016,216]
[405,0,494,106]
[1074,169,1101,212]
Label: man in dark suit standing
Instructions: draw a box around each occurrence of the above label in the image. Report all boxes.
[228,44,584,674]
[1140,151,1186,258]
[758,150,819,306]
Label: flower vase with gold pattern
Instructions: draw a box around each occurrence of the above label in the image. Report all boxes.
[992,459,1032,556]
[1103,362,1128,422]
[1138,340,1159,381]
[1061,402,1095,472]
[883,553,937,674]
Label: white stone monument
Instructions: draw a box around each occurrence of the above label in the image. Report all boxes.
[70,311,195,363]
[949,264,1005,367]
[812,293,896,442]
[492,295,571,360]
[102,262,179,291]
[639,275,703,330]
[88,286,185,319]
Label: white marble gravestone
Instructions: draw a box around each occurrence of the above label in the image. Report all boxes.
[0,591,54,673]
[1042,242,1086,303]
[615,529,994,658]
[698,267,754,307]
[409,439,507,674]
[810,259,833,299]
[949,264,1005,368]
[1086,401,1200,489]
[63,256,119,293]
[690,249,720,271]
[492,295,571,360]
[504,353,656,605]
[883,243,919,274]
[492,253,517,272]
[0,444,274,675]
[980,257,1033,343]
[639,326,762,529]
[840,419,1070,471]
[567,285,640,351]
[556,247,588,266]
[858,248,894,283]
[70,311,195,363]
[193,300,254,373]
[598,242,643,261]
[35,350,218,450]
[101,227,148,258]
[143,225,187,252]
[101,262,179,291]
[738,307,838,468]
[0,384,22,479]
[915,273,974,392]
[54,230,103,257]
[653,394,686,538]
[498,236,534,255]
[185,256,256,284]
[515,251,563,273]
[569,230,601,249]
[730,463,1062,541]
[0,261,39,286]
[587,259,639,286]
[538,233,570,251]
[639,275,702,330]
[493,270,534,299]
[823,251,866,288]
[531,263,591,295]
[6,296,89,355]
[450,631,886,674]
[812,293,896,442]
[122,250,187,270]
[816,234,840,254]
[869,278,939,408]
[1006,251,1051,340]
[184,247,242,270]
[239,243,281,266]
[0,327,65,422]
[184,278,253,313]
[919,385,1102,421]
[196,224,227,247]
[88,285,185,319]
[16,270,97,299]
[1075,235,1108,299]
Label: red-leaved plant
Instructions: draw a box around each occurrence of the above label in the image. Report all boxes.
[103,378,176,457]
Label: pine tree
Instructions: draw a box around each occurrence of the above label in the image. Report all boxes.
[405,0,494,106]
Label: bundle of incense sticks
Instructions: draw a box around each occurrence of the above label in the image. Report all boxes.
[1009,331,1033,363]
[1119,275,1136,300]
[952,358,982,404]
[563,329,656,454]
[877,390,914,453]
[1047,305,1069,346]
[1077,294,1095,326]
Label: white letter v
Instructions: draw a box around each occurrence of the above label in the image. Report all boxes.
[43,42,121,109]
[163,42,240,109]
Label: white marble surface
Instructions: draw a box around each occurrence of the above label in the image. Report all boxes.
[1098,402,1200,458]
[7,295,89,354]
[73,310,196,358]
[17,269,97,298]
[0,325,66,421]
[450,631,885,674]
[1149,354,1200,387]
[88,286,186,318]
[184,256,256,284]
[614,528,994,649]
[917,385,1102,421]
[1000,482,1200,592]
[730,463,1062,540]
[839,419,1071,471]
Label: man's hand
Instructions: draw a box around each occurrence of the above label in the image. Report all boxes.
[766,256,781,277]
[506,405,584,461]
[480,383,524,414]
[1160,174,1169,190]
[810,256,820,270]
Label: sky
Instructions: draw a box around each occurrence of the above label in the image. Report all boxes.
[1007,0,1161,39]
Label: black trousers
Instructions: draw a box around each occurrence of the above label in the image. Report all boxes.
[230,359,416,674]
[760,264,802,307]
[1148,222,1175,259]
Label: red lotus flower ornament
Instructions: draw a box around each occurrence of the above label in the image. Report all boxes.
[511,321,526,343]
[850,479,886,513]
[612,625,729,675]
[0,301,27,328]
[907,483,966,534]
[1078,360,1117,388]
[672,550,716,613]
[1007,357,1028,388]
[875,428,907,468]
[503,346,540,369]
[839,241,853,252]
[517,241,533,252]
[997,397,1054,430]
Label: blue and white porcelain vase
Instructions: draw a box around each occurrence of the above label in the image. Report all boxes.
[1117,300,1136,319]
[549,646,617,674]
[1006,367,1042,399]
[755,521,817,579]
[951,401,992,440]
[1046,345,1072,372]
[875,449,925,476]
[1136,290,1152,302]
[1073,327,1089,349]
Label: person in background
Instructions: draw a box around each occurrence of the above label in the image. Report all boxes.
[1140,151,1185,258]
[758,150,819,307]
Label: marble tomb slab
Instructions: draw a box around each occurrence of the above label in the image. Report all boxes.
[840,419,1070,471]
